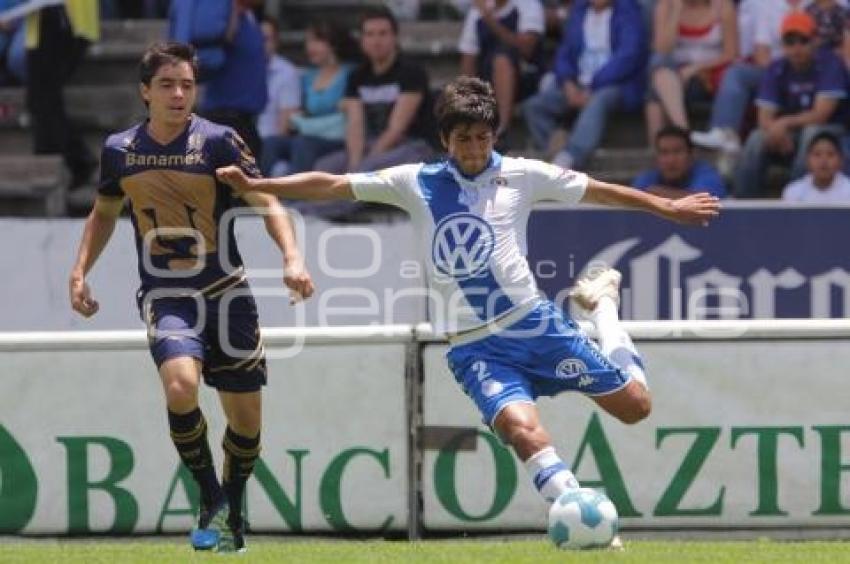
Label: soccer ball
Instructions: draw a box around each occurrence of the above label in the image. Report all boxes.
[547,488,618,550]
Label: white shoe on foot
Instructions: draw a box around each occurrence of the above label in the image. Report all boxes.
[690,127,740,152]
[570,268,622,311]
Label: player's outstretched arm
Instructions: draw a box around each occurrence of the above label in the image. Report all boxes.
[581,178,720,226]
[216,165,355,201]
[68,196,124,317]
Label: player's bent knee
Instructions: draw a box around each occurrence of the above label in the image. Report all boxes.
[619,391,652,425]
[163,378,198,410]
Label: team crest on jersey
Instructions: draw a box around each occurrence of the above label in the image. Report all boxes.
[556,358,587,379]
[431,212,495,281]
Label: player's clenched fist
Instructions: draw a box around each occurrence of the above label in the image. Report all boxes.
[69,275,99,317]
[283,254,316,304]
[216,165,255,193]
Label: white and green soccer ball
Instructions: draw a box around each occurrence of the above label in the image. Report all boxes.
[547,488,618,550]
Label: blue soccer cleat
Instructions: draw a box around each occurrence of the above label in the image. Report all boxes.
[190,497,228,551]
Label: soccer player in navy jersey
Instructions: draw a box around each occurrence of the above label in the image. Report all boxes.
[68,42,314,553]
[217,76,719,547]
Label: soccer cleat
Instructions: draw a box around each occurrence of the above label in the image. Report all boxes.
[216,517,247,554]
[570,268,622,312]
[190,498,228,551]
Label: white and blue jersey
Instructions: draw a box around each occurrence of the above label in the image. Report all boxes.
[349,152,587,334]
[349,152,631,425]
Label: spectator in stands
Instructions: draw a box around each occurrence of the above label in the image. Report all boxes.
[257,17,301,177]
[633,124,727,197]
[195,0,267,158]
[782,130,850,201]
[25,0,99,189]
[314,6,433,174]
[522,0,647,170]
[806,0,849,53]
[691,0,810,153]
[735,11,847,197]
[645,0,738,142]
[458,0,545,138]
[287,21,357,173]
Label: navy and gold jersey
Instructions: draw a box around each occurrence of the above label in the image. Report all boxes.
[98,115,260,295]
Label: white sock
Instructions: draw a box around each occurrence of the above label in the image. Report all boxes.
[524,446,579,503]
[590,297,648,389]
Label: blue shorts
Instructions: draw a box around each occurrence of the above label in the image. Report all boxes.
[139,284,267,393]
[446,301,630,426]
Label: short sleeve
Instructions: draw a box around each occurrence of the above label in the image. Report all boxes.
[348,164,421,211]
[524,158,588,204]
[518,0,545,33]
[458,10,480,55]
[816,53,848,99]
[97,143,124,198]
[755,64,781,109]
[689,162,728,198]
[220,129,261,179]
[399,62,429,95]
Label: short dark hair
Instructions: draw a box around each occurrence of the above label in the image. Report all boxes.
[359,5,399,34]
[807,130,842,154]
[434,77,499,140]
[139,41,198,86]
[655,125,693,150]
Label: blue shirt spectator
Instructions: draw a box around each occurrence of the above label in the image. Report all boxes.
[523,0,647,171]
[634,160,727,197]
[195,0,267,157]
[735,11,848,198]
[553,0,647,112]
[634,125,727,198]
[301,65,351,117]
[756,48,847,125]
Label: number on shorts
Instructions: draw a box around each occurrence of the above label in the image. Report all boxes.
[472,360,491,382]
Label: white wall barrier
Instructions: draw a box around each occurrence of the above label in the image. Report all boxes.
[2,320,850,536]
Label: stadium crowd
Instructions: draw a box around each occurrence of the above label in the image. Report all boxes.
[3,0,850,212]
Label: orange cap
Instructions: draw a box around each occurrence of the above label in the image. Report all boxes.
[781,11,816,37]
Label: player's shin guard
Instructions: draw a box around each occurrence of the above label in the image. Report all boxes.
[591,297,648,389]
[222,426,261,526]
[168,408,222,509]
[524,446,579,503]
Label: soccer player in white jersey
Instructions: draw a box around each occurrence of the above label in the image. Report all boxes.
[217,77,720,537]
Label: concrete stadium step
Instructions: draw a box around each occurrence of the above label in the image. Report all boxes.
[274,0,462,28]
[0,128,105,157]
[0,85,145,132]
[585,148,653,184]
[0,155,67,216]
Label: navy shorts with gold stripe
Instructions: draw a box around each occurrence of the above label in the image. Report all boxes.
[139,282,267,393]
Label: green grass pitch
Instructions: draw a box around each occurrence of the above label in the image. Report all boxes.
[1,538,849,563]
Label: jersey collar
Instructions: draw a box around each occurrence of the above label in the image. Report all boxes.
[447,151,502,187]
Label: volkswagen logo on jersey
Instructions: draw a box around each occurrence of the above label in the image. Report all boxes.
[556,358,588,379]
[432,213,496,281]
